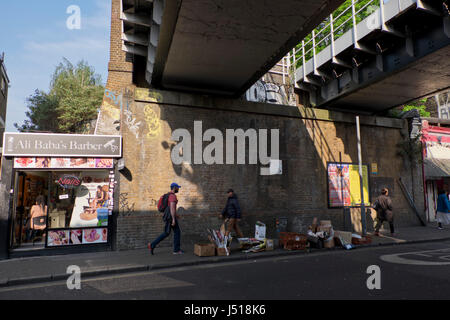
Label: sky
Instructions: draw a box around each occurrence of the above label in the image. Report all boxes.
[0,0,111,132]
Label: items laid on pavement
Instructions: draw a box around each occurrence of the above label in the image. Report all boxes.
[193,243,216,257]
[194,218,374,257]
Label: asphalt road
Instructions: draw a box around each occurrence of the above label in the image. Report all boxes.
[1,240,450,301]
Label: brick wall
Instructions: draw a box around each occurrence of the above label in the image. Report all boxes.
[111,88,425,251]
[96,0,133,136]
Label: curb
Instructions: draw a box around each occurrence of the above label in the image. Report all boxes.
[2,236,450,288]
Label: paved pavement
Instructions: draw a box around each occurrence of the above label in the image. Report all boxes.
[2,239,450,300]
[1,225,449,288]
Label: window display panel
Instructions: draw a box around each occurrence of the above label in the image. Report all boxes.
[49,171,112,230]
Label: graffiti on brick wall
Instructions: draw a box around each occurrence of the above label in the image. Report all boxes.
[144,105,161,138]
[437,91,450,119]
[119,192,135,217]
[135,88,163,103]
[124,109,141,139]
[104,89,123,109]
[246,80,296,106]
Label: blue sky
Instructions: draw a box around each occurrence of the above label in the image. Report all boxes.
[0,0,111,131]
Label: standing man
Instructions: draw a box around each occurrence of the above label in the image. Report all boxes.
[221,189,244,238]
[149,183,183,255]
[436,189,450,230]
[373,188,395,236]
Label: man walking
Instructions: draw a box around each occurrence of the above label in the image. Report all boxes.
[221,189,244,238]
[149,183,183,255]
[373,188,395,236]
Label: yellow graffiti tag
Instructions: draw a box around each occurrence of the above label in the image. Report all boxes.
[144,104,161,138]
[101,102,121,120]
[135,88,163,103]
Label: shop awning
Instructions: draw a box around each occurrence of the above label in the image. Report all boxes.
[424,158,450,179]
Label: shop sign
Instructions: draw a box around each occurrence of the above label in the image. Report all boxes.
[57,175,81,189]
[3,132,122,157]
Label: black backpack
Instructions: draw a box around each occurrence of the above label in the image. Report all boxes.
[157,193,172,222]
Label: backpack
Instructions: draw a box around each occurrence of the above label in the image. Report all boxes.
[157,193,172,222]
[157,193,170,212]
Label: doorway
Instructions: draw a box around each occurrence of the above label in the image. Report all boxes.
[10,171,49,250]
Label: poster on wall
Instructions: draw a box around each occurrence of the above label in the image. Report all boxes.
[14,157,114,169]
[328,163,351,207]
[69,230,83,245]
[69,174,111,228]
[82,228,108,244]
[47,230,70,247]
[349,165,370,206]
[328,163,370,207]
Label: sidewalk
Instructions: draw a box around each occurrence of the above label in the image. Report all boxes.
[1,225,450,288]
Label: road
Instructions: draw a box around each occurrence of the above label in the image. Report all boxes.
[1,240,450,300]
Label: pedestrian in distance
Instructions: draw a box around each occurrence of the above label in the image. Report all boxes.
[221,189,244,238]
[373,188,395,236]
[436,189,450,230]
[148,183,184,255]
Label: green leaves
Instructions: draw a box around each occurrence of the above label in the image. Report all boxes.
[15,58,104,133]
[402,100,431,118]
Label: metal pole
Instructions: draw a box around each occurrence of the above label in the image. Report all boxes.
[356,116,367,235]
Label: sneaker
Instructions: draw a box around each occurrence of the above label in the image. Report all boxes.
[148,243,154,255]
[438,226,444,230]
[173,250,184,255]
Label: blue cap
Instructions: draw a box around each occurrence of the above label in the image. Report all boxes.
[170,183,181,189]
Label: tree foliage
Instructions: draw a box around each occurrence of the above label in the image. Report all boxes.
[401,98,431,117]
[15,58,104,133]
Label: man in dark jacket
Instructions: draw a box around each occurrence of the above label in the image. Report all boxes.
[373,188,395,236]
[221,189,244,238]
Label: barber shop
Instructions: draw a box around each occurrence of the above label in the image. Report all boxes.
[0,133,122,258]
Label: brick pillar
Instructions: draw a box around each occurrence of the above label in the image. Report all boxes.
[96,0,134,135]
[106,0,133,92]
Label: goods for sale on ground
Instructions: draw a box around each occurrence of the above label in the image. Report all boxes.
[194,243,216,257]
[307,218,336,249]
[255,221,266,240]
[334,231,353,244]
[237,238,263,250]
[351,234,372,245]
[242,239,267,253]
[279,232,307,250]
[265,239,274,251]
[206,224,232,256]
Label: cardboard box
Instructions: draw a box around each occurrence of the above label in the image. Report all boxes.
[324,238,335,248]
[265,239,274,251]
[194,244,216,257]
[317,225,332,234]
[334,230,352,244]
[216,247,230,256]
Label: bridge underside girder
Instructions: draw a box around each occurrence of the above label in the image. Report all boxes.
[295,0,450,113]
[121,0,345,97]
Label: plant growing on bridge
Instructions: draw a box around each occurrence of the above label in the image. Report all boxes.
[402,99,431,118]
[291,0,377,69]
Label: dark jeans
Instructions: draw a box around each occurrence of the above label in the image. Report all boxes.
[375,218,394,234]
[151,220,181,252]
